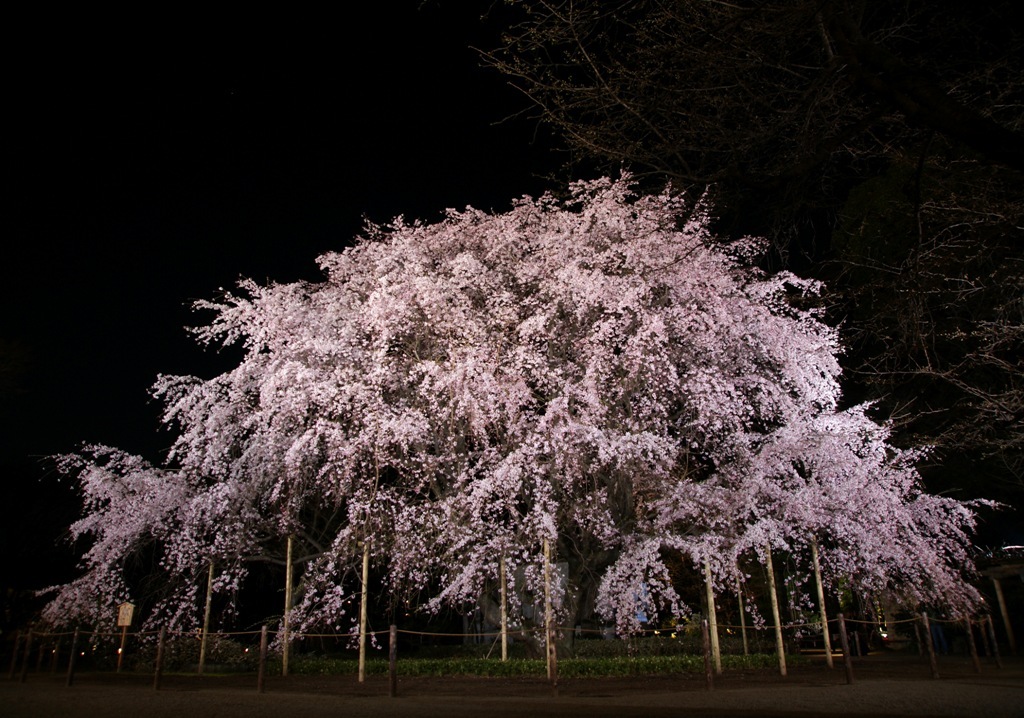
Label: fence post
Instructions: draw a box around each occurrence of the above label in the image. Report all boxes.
[50,637,60,673]
[964,616,981,674]
[154,626,167,690]
[19,629,33,683]
[257,625,268,694]
[66,629,79,687]
[701,618,714,691]
[920,612,940,679]
[500,556,509,662]
[836,613,854,684]
[8,630,21,680]
[389,624,398,698]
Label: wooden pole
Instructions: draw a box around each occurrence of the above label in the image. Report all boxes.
[66,628,79,687]
[921,612,940,679]
[701,618,714,691]
[764,545,787,677]
[19,629,33,683]
[964,616,981,673]
[50,637,60,673]
[703,559,722,674]
[991,578,1017,655]
[985,615,1003,669]
[35,638,45,672]
[257,625,268,693]
[7,630,20,680]
[283,535,293,676]
[913,620,924,655]
[809,537,834,668]
[836,613,855,684]
[389,624,398,698]
[358,540,370,683]
[500,555,508,662]
[154,626,167,690]
[736,575,749,656]
[116,625,127,673]
[199,561,214,675]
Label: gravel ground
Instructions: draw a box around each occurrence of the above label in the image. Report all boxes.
[2,652,1022,718]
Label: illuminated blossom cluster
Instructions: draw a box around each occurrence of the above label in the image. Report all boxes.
[44,176,986,635]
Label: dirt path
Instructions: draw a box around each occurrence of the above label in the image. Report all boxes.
[2,653,1022,717]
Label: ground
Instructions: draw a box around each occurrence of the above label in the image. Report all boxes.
[2,652,1022,717]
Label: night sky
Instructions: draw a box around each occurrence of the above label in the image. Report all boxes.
[2,3,557,588]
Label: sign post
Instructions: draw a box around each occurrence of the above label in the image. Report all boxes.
[116,602,135,672]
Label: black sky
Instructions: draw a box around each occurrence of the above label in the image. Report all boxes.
[2,3,557,587]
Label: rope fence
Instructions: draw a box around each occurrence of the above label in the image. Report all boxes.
[5,611,1009,696]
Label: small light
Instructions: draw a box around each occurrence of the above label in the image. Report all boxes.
[117,648,122,654]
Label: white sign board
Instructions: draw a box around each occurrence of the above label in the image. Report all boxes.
[117,602,135,628]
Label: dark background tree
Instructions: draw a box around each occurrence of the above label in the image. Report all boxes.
[483,0,1024,526]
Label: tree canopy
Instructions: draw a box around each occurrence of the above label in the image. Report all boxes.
[44,177,987,636]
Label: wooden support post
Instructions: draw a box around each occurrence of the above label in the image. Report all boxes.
[35,638,45,672]
[991,578,1017,655]
[199,561,214,675]
[736,575,749,656]
[701,618,714,691]
[257,625,268,693]
[985,615,1003,669]
[7,630,20,680]
[154,626,167,690]
[836,613,855,684]
[116,625,127,673]
[283,536,293,677]
[912,620,924,656]
[50,637,60,673]
[19,629,33,683]
[358,540,370,683]
[500,555,508,662]
[764,545,787,677]
[66,628,79,687]
[921,612,940,679]
[703,559,722,675]
[389,624,398,698]
[964,616,981,674]
[809,538,834,668]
